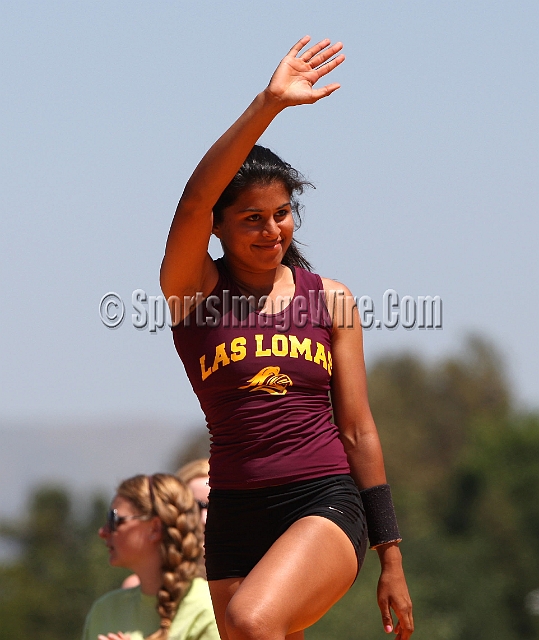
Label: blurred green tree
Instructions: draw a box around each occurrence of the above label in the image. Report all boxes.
[1,337,538,640]
[0,486,129,640]
[307,336,539,640]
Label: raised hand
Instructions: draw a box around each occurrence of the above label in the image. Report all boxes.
[266,35,345,106]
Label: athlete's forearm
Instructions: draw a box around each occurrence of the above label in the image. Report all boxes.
[178,89,284,214]
[339,421,388,490]
[161,89,285,298]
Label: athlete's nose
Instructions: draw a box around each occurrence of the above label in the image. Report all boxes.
[262,217,279,238]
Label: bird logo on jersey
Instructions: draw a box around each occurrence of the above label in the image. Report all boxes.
[239,366,293,395]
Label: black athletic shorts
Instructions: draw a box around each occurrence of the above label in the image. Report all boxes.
[204,474,367,581]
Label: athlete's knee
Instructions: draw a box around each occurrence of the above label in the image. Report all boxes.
[225,597,280,640]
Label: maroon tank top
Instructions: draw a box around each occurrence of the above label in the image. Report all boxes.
[172,259,350,489]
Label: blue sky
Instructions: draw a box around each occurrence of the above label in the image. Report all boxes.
[2,0,538,431]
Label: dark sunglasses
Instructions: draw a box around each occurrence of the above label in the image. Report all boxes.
[196,500,209,511]
[106,508,150,532]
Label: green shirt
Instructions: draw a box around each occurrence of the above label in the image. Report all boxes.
[82,577,220,640]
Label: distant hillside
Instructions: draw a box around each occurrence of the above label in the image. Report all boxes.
[0,420,205,519]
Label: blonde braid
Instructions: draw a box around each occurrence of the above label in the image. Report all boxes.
[116,474,204,640]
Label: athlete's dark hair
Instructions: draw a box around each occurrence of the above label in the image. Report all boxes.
[213,145,313,271]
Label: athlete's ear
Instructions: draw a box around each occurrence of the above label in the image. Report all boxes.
[211,212,222,239]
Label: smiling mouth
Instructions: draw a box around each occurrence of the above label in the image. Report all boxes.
[254,241,282,250]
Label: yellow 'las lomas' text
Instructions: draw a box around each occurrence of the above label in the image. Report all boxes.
[199,334,332,381]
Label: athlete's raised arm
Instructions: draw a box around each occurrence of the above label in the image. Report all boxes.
[160,36,345,309]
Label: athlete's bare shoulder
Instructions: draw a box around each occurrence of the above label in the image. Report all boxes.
[321,276,352,296]
[320,277,358,327]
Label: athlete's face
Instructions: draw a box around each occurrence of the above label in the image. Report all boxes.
[213,182,294,272]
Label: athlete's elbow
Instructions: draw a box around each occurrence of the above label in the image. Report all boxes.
[338,427,362,453]
[338,422,379,453]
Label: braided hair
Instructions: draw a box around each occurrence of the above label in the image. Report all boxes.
[117,474,204,640]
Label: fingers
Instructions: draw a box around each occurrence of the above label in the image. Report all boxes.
[377,566,413,639]
[379,599,394,634]
[298,39,345,88]
[298,38,331,63]
[393,604,414,640]
[311,83,341,101]
[288,35,311,56]
[289,37,344,71]
[396,608,414,639]
[306,42,344,70]
[378,598,414,638]
[313,52,345,80]
[271,36,344,105]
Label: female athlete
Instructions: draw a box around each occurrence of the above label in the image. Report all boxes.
[160,36,414,640]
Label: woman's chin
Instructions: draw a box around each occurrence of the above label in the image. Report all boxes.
[229,252,283,273]
[252,246,286,267]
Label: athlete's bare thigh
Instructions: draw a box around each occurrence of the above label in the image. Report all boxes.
[209,515,357,640]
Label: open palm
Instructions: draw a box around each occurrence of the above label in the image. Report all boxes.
[267,36,345,105]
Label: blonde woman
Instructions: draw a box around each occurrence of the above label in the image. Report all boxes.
[122,459,210,590]
[82,474,219,640]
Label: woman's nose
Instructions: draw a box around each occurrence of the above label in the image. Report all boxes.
[98,526,108,538]
[262,218,279,237]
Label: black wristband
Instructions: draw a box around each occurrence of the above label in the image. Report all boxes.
[359,484,402,549]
